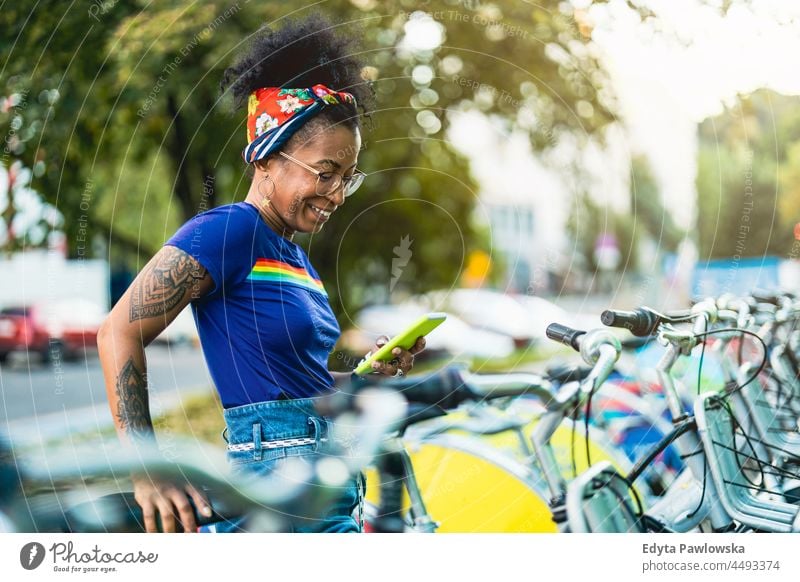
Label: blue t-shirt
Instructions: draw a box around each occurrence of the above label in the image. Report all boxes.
[165,202,341,408]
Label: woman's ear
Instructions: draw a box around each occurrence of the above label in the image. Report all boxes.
[253,159,269,175]
[255,156,281,177]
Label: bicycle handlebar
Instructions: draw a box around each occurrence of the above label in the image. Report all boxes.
[353,364,555,409]
[545,324,622,364]
[546,322,585,350]
[7,387,408,533]
[600,308,662,337]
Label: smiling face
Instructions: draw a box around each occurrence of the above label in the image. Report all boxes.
[253,124,361,236]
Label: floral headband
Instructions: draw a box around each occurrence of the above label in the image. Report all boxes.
[242,84,357,164]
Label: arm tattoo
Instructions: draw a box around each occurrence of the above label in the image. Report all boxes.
[129,246,207,322]
[115,357,153,442]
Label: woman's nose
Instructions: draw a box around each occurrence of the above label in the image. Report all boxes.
[326,185,346,206]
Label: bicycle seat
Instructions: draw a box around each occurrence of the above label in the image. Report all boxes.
[407,405,529,440]
[751,290,781,306]
[397,403,448,435]
[546,362,592,384]
[62,491,234,533]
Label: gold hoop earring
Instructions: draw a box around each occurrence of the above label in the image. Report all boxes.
[258,175,275,208]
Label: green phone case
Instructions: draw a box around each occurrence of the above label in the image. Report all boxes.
[353,312,447,376]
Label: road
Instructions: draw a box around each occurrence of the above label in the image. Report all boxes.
[0,344,213,443]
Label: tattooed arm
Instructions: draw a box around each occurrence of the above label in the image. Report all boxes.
[99,246,211,441]
[97,245,215,533]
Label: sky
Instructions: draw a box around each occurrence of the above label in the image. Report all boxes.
[450,0,800,240]
[588,0,800,228]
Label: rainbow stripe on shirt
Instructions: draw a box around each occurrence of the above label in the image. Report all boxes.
[246,258,327,296]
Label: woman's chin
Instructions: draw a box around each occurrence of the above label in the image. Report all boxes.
[304,214,329,232]
[294,219,326,234]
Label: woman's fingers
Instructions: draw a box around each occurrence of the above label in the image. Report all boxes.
[134,479,206,533]
[156,499,177,533]
[370,359,393,374]
[140,499,159,533]
[391,347,414,370]
[368,335,424,375]
[370,347,413,375]
[409,336,426,354]
[171,491,198,533]
[371,356,402,375]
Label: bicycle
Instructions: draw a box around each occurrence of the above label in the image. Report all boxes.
[564,293,800,533]
[354,324,633,532]
[0,385,408,533]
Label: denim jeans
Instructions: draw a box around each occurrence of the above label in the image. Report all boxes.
[198,397,362,533]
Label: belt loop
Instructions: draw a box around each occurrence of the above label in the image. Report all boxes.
[252,422,263,461]
[308,417,324,450]
[322,416,334,452]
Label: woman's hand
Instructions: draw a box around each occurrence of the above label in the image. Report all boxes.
[132,476,213,533]
[367,335,426,377]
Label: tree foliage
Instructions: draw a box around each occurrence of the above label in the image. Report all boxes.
[696,89,797,261]
[1,0,616,316]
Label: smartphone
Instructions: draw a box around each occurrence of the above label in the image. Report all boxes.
[353,312,447,376]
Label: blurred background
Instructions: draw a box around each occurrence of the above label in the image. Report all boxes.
[1,0,799,444]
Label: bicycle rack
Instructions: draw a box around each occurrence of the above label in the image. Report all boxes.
[737,362,800,459]
[566,461,644,533]
[694,393,800,532]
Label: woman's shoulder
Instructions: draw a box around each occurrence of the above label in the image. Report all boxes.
[193,202,257,223]
[168,202,259,249]
[182,202,259,235]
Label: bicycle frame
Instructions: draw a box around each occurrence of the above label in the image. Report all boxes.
[575,294,800,533]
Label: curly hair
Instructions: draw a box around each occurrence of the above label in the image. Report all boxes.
[220,14,373,159]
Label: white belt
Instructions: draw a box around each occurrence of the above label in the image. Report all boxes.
[227,436,316,453]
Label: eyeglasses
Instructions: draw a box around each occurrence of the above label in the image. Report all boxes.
[278,151,366,198]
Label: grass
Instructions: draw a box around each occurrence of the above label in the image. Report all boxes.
[15,347,566,501]
[155,346,562,441]
[410,344,569,375]
[153,390,226,446]
[33,345,564,451]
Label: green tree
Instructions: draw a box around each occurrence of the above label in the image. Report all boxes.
[2,0,617,317]
[696,89,796,260]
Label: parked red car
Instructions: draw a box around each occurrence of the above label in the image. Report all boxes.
[0,300,105,363]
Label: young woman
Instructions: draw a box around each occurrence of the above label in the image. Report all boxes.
[98,16,425,533]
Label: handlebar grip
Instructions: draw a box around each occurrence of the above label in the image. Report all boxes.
[600,308,659,337]
[545,362,593,384]
[545,323,585,352]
